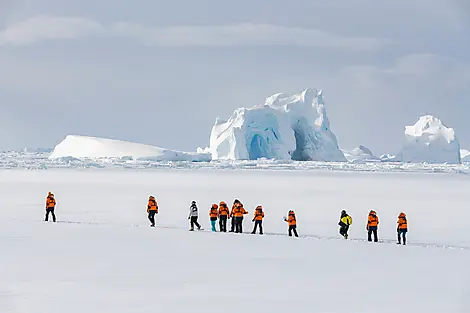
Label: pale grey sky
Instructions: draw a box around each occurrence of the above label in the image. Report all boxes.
[0,0,469,155]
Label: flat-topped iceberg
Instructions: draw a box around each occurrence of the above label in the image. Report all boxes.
[49,135,212,162]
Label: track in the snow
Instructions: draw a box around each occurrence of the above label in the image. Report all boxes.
[28,218,470,252]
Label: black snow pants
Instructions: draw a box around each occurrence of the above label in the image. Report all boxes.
[219,215,228,232]
[190,216,201,229]
[235,217,244,233]
[397,229,407,245]
[148,211,157,226]
[45,208,56,222]
[288,225,298,237]
[368,226,378,242]
[230,216,235,232]
[339,225,349,238]
[252,220,263,234]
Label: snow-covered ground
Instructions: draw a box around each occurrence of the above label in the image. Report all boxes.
[1,168,469,312]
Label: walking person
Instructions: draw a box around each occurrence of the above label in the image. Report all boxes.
[147,196,158,227]
[397,212,408,245]
[338,210,353,239]
[45,192,57,222]
[284,210,298,237]
[209,204,219,232]
[367,210,379,242]
[251,205,264,234]
[188,201,201,231]
[218,201,229,232]
[232,201,248,233]
[229,199,240,232]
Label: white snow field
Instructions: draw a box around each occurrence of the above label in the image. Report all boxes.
[1,169,469,313]
[49,135,212,162]
[205,88,346,162]
[398,115,461,164]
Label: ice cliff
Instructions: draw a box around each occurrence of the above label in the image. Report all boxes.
[49,135,212,162]
[398,115,461,164]
[205,88,346,161]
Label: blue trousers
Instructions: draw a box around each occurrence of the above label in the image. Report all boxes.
[211,220,217,232]
[398,229,407,245]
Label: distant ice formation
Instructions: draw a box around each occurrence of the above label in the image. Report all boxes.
[398,115,461,164]
[342,145,380,163]
[205,88,346,161]
[49,135,212,162]
[461,149,470,162]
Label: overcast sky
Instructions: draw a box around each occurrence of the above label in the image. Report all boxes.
[0,0,469,154]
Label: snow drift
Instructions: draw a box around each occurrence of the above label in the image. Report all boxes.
[205,88,346,161]
[342,145,380,163]
[49,135,212,162]
[398,116,461,164]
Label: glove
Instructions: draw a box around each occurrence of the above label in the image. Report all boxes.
[252,219,255,222]
[366,226,369,231]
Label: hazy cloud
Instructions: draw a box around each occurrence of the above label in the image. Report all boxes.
[0,16,104,45]
[0,15,387,51]
[113,22,387,51]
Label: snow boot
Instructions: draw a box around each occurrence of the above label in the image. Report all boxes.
[150,224,155,227]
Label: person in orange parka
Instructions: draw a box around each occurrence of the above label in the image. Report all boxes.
[218,201,230,232]
[232,201,248,233]
[147,196,158,227]
[397,212,408,245]
[45,192,57,222]
[229,199,240,232]
[209,204,219,232]
[251,205,264,235]
[367,210,379,242]
[284,210,298,237]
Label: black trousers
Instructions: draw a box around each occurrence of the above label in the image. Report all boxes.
[339,225,349,238]
[234,217,244,233]
[398,229,407,245]
[368,226,378,242]
[288,225,298,237]
[230,216,235,232]
[45,208,56,222]
[252,220,263,234]
[148,211,157,226]
[219,215,228,232]
[190,216,201,229]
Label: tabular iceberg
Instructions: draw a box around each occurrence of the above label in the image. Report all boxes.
[205,88,346,161]
[49,135,212,162]
[398,115,461,164]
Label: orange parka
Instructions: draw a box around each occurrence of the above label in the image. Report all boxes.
[209,204,219,219]
[46,193,56,208]
[147,197,158,213]
[232,203,248,217]
[253,206,264,221]
[397,213,408,230]
[367,211,379,228]
[218,202,230,217]
[285,211,297,226]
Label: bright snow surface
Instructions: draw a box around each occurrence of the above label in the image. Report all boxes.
[49,135,211,162]
[399,115,461,164]
[206,88,346,161]
[1,169,468,312]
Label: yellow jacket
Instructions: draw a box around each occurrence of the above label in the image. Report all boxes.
[340,215,353,226]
